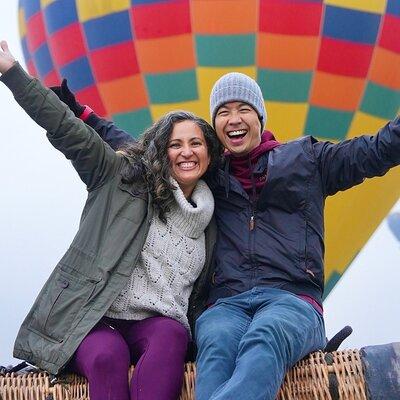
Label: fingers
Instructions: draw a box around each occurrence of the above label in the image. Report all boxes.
[1,40,11,56]
[61,78,69,95]
[0,40,14,60]
[61,78,73,96]
[0,40,16,74]
[50,86,62,96]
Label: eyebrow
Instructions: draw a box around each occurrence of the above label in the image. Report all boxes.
[169,136,204,142]
[219,102,249,110]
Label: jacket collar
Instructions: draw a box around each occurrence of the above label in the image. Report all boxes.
[216,152,270,200]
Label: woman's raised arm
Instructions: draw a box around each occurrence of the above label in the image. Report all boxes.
[0,41,122,191]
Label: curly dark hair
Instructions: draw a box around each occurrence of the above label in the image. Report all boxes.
[119,110,222,222]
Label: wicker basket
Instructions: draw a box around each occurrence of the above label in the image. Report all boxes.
[0,349,367,400]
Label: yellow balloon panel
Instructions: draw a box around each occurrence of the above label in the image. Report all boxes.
[325,168,400,293]
[266,102,309,142]
[324,0,386,14]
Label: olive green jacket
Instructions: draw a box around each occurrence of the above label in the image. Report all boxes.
[1,64,216,375]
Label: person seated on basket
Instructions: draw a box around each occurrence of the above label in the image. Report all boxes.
[53,67,400,400]
[0,40,221,400]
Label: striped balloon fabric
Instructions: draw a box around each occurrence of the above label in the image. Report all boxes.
[18,0,400,295]
[18,0,400,139]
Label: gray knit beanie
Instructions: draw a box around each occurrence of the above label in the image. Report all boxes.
[210,72,267,131]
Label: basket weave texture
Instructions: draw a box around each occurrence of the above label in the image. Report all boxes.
[0,349,367,400]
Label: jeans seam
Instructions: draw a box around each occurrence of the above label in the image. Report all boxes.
[232,315,253,374]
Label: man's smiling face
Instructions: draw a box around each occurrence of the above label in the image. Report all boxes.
[214,101,262,156]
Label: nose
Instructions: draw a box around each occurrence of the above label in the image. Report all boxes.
[227,111,242,125]
[181,145,193,157]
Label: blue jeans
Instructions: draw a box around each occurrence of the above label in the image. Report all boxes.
[195,287,326,400]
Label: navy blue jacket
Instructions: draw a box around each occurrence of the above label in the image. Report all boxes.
[86,113,400,307]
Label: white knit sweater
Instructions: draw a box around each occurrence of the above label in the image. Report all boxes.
[105,179,214,332]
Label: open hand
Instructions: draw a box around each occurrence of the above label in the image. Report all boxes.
[0,41,16,74]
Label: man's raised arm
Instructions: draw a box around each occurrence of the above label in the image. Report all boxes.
[51,79,136,150]
[313,116,400,197]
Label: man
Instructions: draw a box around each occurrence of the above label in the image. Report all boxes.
[53,73,400,400]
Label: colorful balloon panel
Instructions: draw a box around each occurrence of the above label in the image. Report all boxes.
[18,0,400,296]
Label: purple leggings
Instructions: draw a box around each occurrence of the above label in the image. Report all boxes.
[69,316,189,400]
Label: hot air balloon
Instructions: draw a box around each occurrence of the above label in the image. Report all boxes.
[387,212,400,242]
[18,0,400,296]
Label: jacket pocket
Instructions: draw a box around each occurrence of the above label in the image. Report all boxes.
[299,221,323,283]
[28,269,96,343]
[297,218,307,271]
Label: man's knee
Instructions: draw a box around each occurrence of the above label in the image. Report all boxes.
[196,317,243,363]
[197,315,231,344]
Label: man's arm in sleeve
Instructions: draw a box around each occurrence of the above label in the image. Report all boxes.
[313,116,400,196]
[51,79,136,150]
[84,110,136,150]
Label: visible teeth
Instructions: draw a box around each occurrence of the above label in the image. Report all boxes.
[179,162,196,168]
[228,130,246,138]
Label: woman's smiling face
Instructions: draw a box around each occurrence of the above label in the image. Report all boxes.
[168,120,210,198]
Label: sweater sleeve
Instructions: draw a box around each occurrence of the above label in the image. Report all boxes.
[85,112,137,151]
[313,117,400,196]
[0,63,123,191]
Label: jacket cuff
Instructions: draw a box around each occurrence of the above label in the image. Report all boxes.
[0,62,32,95]
[86,111,103,129]
[80,105,94,121]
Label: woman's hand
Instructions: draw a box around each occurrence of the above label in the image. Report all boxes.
[0,41,16,74]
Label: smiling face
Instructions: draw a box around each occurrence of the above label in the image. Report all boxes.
[214,101,262,156]
[168,120,210,198]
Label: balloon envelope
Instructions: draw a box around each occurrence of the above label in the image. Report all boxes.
[18,0,400,296]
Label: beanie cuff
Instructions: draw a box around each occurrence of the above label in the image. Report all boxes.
[209,72,267,131]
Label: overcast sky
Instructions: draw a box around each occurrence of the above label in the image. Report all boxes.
[1,2,399,367]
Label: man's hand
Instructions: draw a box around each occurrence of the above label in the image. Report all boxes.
[50,79,85,117]
[0,41,16,74]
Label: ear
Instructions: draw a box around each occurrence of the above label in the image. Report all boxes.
[258,115,264,134]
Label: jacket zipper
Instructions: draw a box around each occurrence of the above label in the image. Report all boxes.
[249,203,257,270]
[249,159,257,270]
[250,214,255,231]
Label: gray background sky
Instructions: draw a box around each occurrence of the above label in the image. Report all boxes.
[1,2,399,367]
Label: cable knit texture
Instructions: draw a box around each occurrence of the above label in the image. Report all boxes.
[105,179,214,333]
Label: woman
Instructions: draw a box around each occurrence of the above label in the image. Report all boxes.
[0,41,221,400]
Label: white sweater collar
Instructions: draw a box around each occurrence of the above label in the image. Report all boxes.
[168,178,214,238]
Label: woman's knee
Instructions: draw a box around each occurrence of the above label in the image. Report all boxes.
[75,327,130,376]
[156,317,188,341]
[147,317,189,354]
[89,343,130,374]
